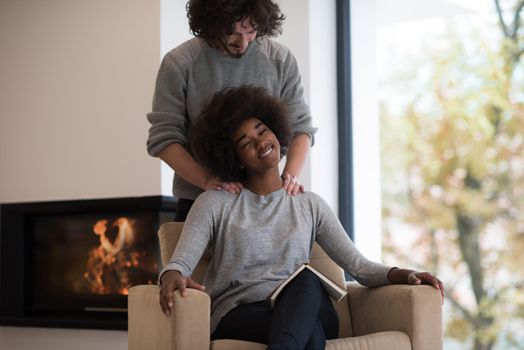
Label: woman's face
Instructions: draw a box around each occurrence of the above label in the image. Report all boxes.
[231,117,281,174]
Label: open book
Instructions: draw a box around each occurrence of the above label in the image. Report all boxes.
[268,263,348,309]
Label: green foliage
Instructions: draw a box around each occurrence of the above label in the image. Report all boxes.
[447,315,472,342]
[380,1,524,349]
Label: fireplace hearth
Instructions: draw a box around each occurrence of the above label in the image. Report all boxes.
[0,196,175,330]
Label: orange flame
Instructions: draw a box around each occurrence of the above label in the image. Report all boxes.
[83,217,141,295]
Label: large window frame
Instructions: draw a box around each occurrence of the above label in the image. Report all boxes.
[336,0,354,241]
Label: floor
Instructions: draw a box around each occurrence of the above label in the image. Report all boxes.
[0,326,127,350]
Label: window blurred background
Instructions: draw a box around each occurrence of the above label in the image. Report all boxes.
[372,1,524,349]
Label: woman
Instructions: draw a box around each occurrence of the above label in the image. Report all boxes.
[158,86,444,349]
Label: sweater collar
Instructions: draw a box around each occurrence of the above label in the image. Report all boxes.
[241,186,286,204]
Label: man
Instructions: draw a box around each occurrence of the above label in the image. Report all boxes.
[146,0,317,221]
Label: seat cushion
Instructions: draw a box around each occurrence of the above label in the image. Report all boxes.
[211,339,266,350]
[325,331,411,350]
[210,331,411,350]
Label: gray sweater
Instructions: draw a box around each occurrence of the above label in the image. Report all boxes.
[160,188,392,333]
[146,37,317,200]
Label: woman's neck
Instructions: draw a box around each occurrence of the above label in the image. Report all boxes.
[243,169,283,196]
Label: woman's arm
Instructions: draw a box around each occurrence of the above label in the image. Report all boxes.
[157,193,218,315]
[312,196,392,287]
[312,193,445,300]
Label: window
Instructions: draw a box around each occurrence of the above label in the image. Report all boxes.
[346,0,524,348]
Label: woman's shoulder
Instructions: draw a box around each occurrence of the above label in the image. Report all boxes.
[193,189,237,206]
[185,190,237,222]
[297,190,324,203]
[294,191,331,211]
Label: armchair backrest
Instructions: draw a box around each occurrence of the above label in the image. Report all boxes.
[158,222,353,337]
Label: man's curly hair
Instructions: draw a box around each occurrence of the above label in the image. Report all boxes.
[190,85,291,182]
[186,0,285,45]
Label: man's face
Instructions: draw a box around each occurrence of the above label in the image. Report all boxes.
[219,17,257,58]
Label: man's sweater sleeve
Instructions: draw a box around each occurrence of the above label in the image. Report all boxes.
[312,194,392,287]
[146,52,189,156]
[280,51,318,144]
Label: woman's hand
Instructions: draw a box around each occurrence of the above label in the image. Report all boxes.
[282,173,304,195]
[407,271,445,301]
[159,270,206,316]
[388,268,445,303]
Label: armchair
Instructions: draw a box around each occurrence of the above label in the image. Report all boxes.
[129,222,442,350]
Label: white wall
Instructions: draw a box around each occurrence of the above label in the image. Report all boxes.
[307,0,338,211]
[350,0,382,261]
[0,0,162,203]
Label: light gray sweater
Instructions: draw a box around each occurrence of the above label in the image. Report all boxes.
[160,188,392,333]
[146,37,317,200]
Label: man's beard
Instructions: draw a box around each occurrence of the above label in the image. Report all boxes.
[219,40,248,58]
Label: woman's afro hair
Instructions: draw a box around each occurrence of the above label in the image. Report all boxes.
[190,85,291,182]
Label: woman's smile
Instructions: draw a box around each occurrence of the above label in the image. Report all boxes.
[258,144,273,158]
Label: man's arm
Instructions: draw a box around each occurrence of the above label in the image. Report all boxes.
[282,134,311,194]
[158,143,242,193]
[158,143,218,190]
[277,48,317,194]
[146,50,243,194]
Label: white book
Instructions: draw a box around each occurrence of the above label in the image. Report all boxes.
[268,263,348,309]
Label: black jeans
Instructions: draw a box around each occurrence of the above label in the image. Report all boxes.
[174,199,195,222]
[212,270,339,349]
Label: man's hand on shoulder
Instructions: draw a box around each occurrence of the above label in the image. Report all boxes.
[219,181,243,194]
[202,175,242,194]
[282,173,304,195]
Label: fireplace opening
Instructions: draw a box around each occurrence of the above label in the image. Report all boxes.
[31,213,159,313]
[0,196,175,329]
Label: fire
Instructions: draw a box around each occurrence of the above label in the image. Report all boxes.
[83,217,141,295]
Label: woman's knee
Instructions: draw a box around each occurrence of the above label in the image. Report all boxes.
[289,269,323,292]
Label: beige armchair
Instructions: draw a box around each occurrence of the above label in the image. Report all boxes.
[129,222,443,350]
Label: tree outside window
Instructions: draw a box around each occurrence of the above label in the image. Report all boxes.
[379,1,524,349]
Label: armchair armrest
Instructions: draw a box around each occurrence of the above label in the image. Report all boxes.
[346,283,442,350]
[128,285,211,350]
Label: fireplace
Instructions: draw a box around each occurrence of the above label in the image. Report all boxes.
[0,196,175,330]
